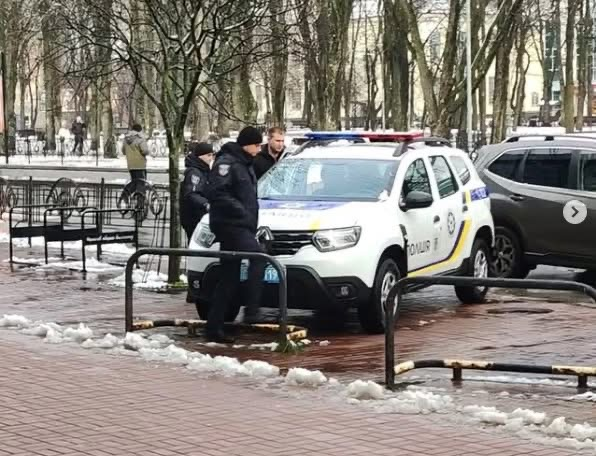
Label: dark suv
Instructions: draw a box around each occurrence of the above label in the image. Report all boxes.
[474,134,596,278]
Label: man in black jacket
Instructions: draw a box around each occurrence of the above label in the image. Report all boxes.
[205,126,265,343]
[253,126,285,179]
[180,142,214,242]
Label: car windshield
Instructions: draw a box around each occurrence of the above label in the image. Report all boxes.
[258,158,400,202]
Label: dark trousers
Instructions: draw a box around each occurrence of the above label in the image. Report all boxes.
[72,135,84,155]
[207,227,266,334]
[129,169,147,193]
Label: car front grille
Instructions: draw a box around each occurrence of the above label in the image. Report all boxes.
[269,231,314,256]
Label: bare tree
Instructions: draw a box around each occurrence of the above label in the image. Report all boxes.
[295,0,355,130]
[0,0,39,150]
[399,0,524,137]
[57,0,295,282]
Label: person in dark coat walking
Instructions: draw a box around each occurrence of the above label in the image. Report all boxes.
[180,142,214,242]
[71,116,87,156]
[204,126,266,343]
[253,127,285,179]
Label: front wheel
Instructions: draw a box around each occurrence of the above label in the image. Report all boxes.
[455,238,491,304]
[358,257,401,334]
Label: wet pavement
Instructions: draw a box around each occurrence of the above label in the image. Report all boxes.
[2,237,596,442]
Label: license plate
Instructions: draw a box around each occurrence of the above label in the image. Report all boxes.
[240,262,280,283]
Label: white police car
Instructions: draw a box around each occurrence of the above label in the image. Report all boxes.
[187,133,494,333]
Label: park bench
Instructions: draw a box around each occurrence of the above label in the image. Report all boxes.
[9,204,139,273]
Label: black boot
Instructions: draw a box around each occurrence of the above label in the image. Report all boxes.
[205,330,235,344]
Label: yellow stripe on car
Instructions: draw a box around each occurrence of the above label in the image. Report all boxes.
[409,219,472,276]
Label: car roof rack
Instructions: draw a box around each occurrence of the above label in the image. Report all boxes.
[394,136,452,156]
[503,134,596,143]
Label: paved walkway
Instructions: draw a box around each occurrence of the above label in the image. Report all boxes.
[0,330,572,456]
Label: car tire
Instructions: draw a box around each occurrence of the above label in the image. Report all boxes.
[358,257,401,334]
[455,237,491,304]
[194,298,241,323]
[491,226,530,279]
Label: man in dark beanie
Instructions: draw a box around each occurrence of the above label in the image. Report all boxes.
[180,142,214,242]
[203,126,266,343]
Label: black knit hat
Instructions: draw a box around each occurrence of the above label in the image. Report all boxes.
[237,126,263,147]
[190,142,213,156]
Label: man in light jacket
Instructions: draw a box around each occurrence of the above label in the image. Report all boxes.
[122,124,150,190]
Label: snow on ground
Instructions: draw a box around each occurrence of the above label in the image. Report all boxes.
[0,232,137,256]
[2,311,596,452]
[108,269,188,289]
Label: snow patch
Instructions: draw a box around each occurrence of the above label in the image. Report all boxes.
[346,380,384,400]
[109,269,188,289]
[285,368,327,387]
[375,389,454,414]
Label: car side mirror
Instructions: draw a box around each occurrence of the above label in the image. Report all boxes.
[401,191,433,211]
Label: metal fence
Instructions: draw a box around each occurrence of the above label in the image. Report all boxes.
[384,276,596,390]
[0,176,169,228]
[7,137,172,162]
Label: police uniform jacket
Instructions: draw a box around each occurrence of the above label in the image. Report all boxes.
[180,153,210,235]
[206,142,259,234]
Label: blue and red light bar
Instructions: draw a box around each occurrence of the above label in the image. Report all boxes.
[304,131,424,143]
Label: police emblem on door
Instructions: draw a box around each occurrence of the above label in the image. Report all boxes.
[447,211,456,236]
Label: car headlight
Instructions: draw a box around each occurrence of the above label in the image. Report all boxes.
[193,223,216,248]
[312,227,361,252]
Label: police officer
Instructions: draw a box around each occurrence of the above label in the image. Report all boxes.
[180,142,214,242]
[204,126,266,343]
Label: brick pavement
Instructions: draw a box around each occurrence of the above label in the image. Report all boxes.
[2,239,596,453]
[0,330,580,456]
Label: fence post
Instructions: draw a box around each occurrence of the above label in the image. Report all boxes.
[27,177,33,247]
[97,178,105,261]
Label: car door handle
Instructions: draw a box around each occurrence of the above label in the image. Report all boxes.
[509,194,525,202]
[434,216,441,224]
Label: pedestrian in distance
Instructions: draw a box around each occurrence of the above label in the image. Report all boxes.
[71,116,87,156]
[180,142,214,242]
[253,126,285,180]
[122,123,150,193]
[204,126,266,343]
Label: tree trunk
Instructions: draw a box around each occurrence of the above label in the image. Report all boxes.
[41,16,57,152]
[576,0,588,131]
[511,23,529,129]
[384,0,409,130]
[166,131,182,283]
[491,6,517,143]
[563,0,580,132]
[88,85,101,151]
[18,58,26,129]
[270,0,288,127]
[587,1,594,127]
[102,80,116,158]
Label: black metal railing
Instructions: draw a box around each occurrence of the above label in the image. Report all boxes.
[1,176,169,226]
[384,276,596,389]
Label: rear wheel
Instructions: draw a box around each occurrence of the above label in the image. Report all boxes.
[491,226,530,279]
[455,237,491,304]
[358,257,401,334]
